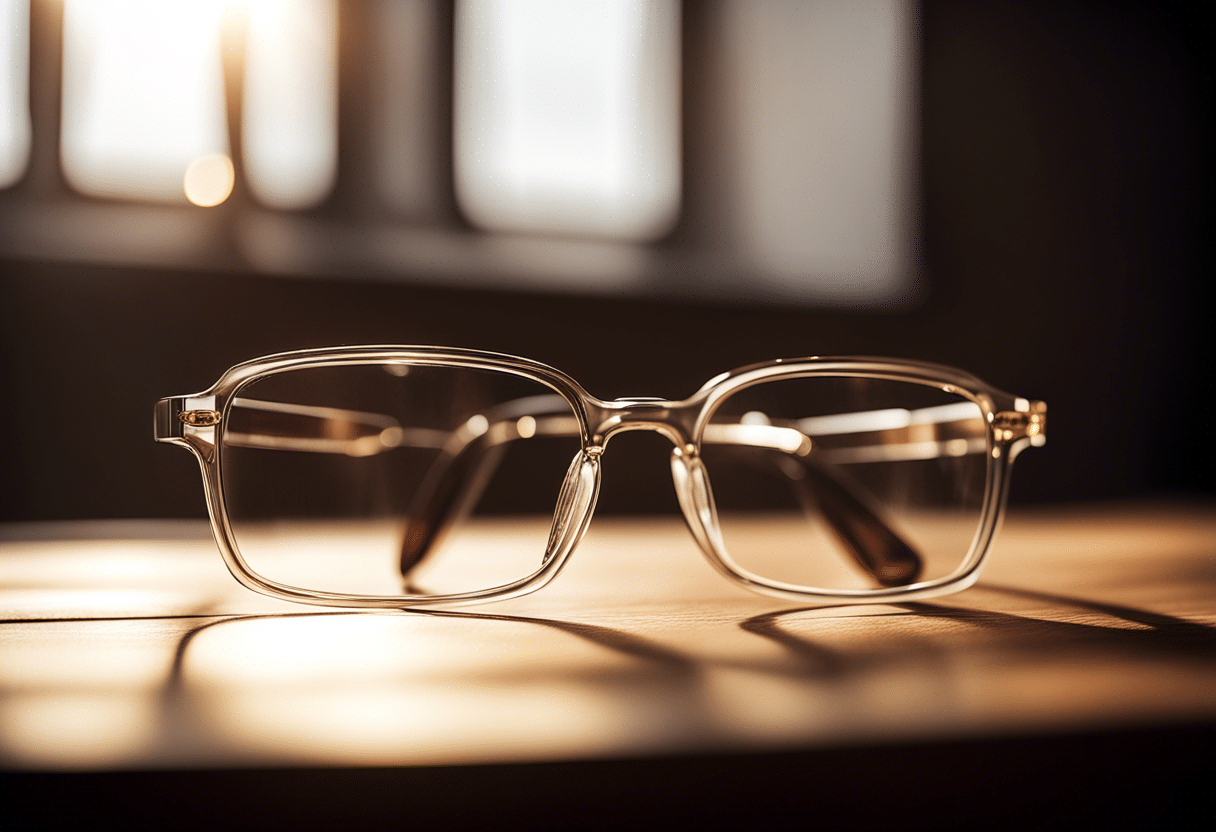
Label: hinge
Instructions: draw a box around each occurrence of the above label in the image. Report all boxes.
[991,402,1046,444]
[179,409,222,427]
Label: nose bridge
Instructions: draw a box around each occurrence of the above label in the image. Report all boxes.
[587,398,697,450]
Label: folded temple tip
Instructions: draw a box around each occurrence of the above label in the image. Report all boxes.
[875,546,923,588]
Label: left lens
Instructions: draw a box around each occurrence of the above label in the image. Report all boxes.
[700,374,990,592]
[219,361,583,598]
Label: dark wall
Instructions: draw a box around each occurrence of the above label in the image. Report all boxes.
[1,0,1209,521]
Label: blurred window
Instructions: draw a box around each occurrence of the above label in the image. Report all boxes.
[242,0,338,210]
[721,0,917,304]
[4,0,918,306]
[0,0,32,189]
[453,0,681,241]
[60,0,231,204]
[59,0,336,209]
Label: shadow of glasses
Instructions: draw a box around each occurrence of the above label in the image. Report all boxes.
[737,584,1216,683]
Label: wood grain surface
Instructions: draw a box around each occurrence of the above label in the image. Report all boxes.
[1,503,1212,770]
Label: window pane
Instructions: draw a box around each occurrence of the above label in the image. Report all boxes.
[0,0,31,189]
[454,0,681,241]
[243,0,338,210]
[722,0,918,303]
[60,0,230,204]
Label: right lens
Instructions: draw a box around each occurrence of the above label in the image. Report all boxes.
[702,375,989,592]
[218,362,583,598]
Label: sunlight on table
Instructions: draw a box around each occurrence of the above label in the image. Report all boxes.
[0,507,1213,769]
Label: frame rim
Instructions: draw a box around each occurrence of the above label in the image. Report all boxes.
[204,347,599,608]
[162,347,1038,609]
[688,359,1010,604]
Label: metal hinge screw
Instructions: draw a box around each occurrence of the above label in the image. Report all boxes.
[179,410,221,427]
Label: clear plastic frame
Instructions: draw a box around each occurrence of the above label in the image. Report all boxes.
[155,347,1046,609]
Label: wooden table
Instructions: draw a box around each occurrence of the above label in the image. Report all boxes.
[2,503,1212,824]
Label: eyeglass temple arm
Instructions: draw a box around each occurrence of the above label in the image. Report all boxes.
[221,397,446,457]
[221,398,1002,462]
[700,433,923,587]
[396,401,562,588]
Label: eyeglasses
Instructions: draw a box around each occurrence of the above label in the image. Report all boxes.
[155,347,1046,609]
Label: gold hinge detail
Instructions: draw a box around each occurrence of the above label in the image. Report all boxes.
[179,409,221,427]
[992,404,1046,442]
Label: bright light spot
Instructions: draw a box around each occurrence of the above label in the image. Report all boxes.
[384,363,411,377]
[945,438,971,457]
[910,402,983,426]
[183,153,235,206]
[697,372,733,393]
[60,0,229,204]
[0,694,158,767]
[740,411,771,427]
[799,408,912,437]
[454,0,681,241]
[184,615,638,766]
[0,0,31,189]
[517,415,537,439]
[466,415,489,437]
[243,0,338,209]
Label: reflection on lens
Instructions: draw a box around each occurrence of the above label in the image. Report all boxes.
[702,376,989,592]
[220,363,582,598]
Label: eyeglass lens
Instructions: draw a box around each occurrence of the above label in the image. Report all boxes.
[219,363,991,599]
[702,376,989,591]
[219,363,583,597]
